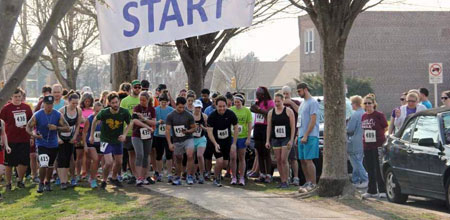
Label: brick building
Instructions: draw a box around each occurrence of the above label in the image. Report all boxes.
[298,11,450,114]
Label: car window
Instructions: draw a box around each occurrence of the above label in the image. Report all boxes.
[442,113,450,144]
[401,118,416,142]
[411,116,439,145]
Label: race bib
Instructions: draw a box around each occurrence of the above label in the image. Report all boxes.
[60,125,75,137]
[38,154,50,168]
[193,126,202,138]
[140,128,152,140]
[158,124,166,136]
[218,129,229,139]
[14,112,27,127]
[237,125,243,135]
[255,114,265,123]
[100,142,108,153]
[93,131,101,143]
[274,125,287,138]
[174,125,186,137]
[364,130,376,143]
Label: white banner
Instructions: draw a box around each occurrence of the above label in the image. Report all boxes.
[96,0,255,54]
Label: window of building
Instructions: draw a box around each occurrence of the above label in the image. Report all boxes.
[304,29,315,54]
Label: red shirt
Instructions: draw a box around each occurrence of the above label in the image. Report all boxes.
[132,104,156,138]
[0,102,33,143]
[361,110,388,150]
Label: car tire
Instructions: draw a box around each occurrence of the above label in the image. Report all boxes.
[385,168,408,204]
[445,178,450,210]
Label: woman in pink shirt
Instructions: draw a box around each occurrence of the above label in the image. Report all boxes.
[77,92,94,179]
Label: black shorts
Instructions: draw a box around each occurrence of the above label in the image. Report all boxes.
[204,138,215,160]
[57,142,74,168]
[4,142,30,167]
[124,136,134,151]
[88,143,102,154]
[213,141,232,161]
[153,136,172,160]
[37,146,58,168]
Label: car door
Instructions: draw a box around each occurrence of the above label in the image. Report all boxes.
[389,117,417,187]
[408,116,441,193]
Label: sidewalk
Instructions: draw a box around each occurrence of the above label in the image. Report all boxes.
[144,183,371,220]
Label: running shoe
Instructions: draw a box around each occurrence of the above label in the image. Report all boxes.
[91,179,98,189]
[198,176,205,184]
[61,183,68,190]
[37,183,44,193]
[136,178,143,187]
[55,177,61,186]
[127,176,137,185]
[292,177,300,186]
[168,175,174,183]
[361,192,378,199]
[172,177,182,186]
[257,174,266,182]
[33,177,40,184]
[186,175,194,185]
[264,175,272,184]
[111,178,123,187]
[71,178,78,187]
[280,182,289,189]
[238,177,245,186]
[230,177,237,185]
[146,177,156,185]
[204,172,210,181]
[156,174,163,182]
[44,183,52,192]
[378,193,387,198]
[249,172,260,178]
[298,182,312,193]
[100,181,107,189]
[354,181,368,189]
[213,178,222,187]
[6,184,12,191]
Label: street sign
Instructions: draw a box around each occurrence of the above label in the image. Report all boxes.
[429,63,443,84]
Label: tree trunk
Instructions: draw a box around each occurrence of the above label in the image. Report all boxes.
[111,48,140,91]
[0,0,77,107]
[181,54,206,95]
[317,29,350,197]
[0,0,24,70]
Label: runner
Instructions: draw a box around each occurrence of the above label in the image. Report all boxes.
[250,87,274,183]
[441,90,450,107]
[281,86,301,186]
[76,92,94,182]
[230,94,252,186]
[207,96,239,187]
[185,92,196,113]
[82,102,103,188]
[361,94,388,199]
[131,91,156,186]
[26,95,70,193]
[165,97,196,185]
[265,93,295,188]
[89,92,131,189]
[178,89,187,99]
[57,93,82,189]
[0,119,8,199]
[200,89,212,112]
[0,88,33,190]
[100,90,110,108]
[153,93,174,182]
[52,84,66,110]
[296,83,320,193]
[192,100,208,184]
[120,80,141,184]
[204,92,220,116]
[203,92,220,180]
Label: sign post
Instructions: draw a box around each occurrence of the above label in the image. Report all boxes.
[429,63,443,107]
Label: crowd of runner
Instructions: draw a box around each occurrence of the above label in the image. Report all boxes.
[0,80,449,199]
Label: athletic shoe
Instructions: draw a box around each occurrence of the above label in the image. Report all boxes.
[136,179,143,187]
[292,177,300,186]
[280,182,289,189]
[91,179,98,189]
[37,183,44,193]
[355,181,368,189]
[33,177,40,184]
[157,174,162,182]
[71,178,78,187]
[378,193,387,198]
[198,176,205,184]
[44,183,52,192]
[362,193,378,199]
[127,176,136,185]
[117,175,123,182]
[213,178,222,187]
[230,177,237,185]
[298,182,312,193]
[172,177,182,186]
[55,177,61,186]
[187,175,194,185]
[168,175,174,183]
[249,172,260,178]
[146,177,156,185]
[239,177,245,186]
[5,184,12,191]
[100,181,107,189]
[204,172,210,181]
[264,175,272,183]
[257,174,266,182]
[111,179,123,187]
[61,183,68,190]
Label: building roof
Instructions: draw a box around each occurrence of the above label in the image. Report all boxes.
[271,46,300,88]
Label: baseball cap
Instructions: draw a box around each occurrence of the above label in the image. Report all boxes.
[193,100,203,108]
[43,95,55,104]
[131,80,141,86]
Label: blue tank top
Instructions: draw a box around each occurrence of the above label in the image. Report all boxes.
[86,114,102,146]
[35,109,61,148]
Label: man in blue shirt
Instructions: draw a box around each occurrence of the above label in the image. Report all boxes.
[204,92,220,116]
[296,83,320,193]
[419,87,432,109]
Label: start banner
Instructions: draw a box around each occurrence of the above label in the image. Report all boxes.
[96,0,255,54]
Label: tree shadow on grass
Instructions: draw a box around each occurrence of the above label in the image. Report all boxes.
[0,185,34,205]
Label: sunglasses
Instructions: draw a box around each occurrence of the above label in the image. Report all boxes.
[133,86,141,89]
[441,97,449,100]
[407,100,416,103]
[364,102,373,105]
[400,98,405,101]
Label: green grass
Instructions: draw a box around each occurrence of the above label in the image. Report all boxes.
[221,176,298,194]
[0,180,222,220]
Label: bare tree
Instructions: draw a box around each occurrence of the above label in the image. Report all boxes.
[0,0,77,107]
[176,0,292,95]
[14,0,98,90]
[219,52,259,92]
[288,0,383,197]
[111,48,141,91]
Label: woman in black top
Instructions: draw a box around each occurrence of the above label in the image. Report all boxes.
[265,93,296,188]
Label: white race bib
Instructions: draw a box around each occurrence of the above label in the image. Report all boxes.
[255,114,265,123]
[274,125,287,138]
[193,126,202,138]
[158,124,166,136]
[38,154,50,168]
[60,125,75,137]
[140,128,152,140]
[174,125,186,137]
[217,129,229,139]
[100,142,108,153]
[14,112,27,127]
[364,130,376,143]
[93,131,101,143]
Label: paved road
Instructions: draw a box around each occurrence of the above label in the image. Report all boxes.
[145,183,375,220]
